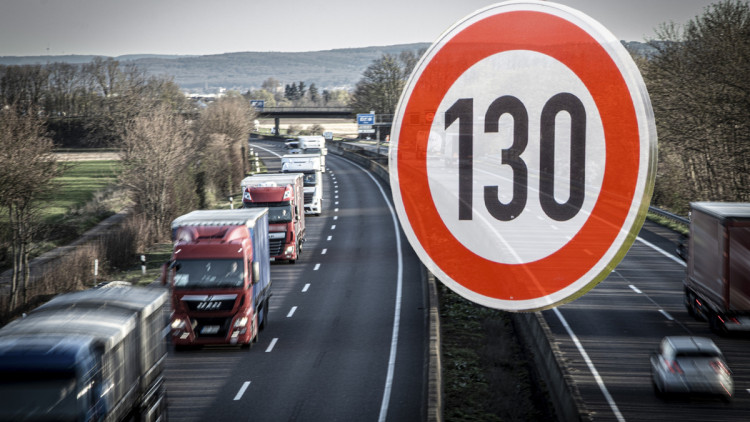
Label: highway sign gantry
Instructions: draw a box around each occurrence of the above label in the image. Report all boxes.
[388,1,657,311]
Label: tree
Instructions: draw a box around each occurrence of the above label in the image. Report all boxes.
[0,105,61,311]
[349,49,425,115]
[0,64,49,114]
[285,83,300,101]
[261,77,281,93]
[82,57,152,146]
[308,83,319,103]
[119,105,197,240]
[192,95,258,202]
[643,0,750,211]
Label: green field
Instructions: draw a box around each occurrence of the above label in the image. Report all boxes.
[43,160,121,219]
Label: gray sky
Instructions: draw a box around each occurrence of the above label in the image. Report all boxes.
[0,0,720,57]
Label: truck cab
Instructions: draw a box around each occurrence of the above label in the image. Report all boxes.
[281,154,323,216]
[241,173,306,263]
[167,209,271,347]
[297,135,327,172]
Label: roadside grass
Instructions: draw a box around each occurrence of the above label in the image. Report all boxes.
[0,159,125,273]
[42,160,122,221]
[107,242,174,287]
[646,212,689,236]
[439,283,554,421]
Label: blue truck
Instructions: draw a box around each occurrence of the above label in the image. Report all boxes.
[0,283,169,422]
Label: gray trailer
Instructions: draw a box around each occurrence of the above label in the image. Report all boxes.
[684,202,750,333]
[0,285,168,421]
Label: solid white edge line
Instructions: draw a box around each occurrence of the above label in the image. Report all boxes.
[335,155,404,422]
[636,236,686,267]
[265,338,278,353]
[553,308,626,422]
[234,381,251,400]
[248,142,282,158]
[287,306,297,318]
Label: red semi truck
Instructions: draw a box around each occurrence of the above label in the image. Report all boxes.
[241,173,306,263]
[164,209,271,348]
[684,202,750,333]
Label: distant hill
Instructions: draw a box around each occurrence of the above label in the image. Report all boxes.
[0,43,432,94]
[0,41,653,94]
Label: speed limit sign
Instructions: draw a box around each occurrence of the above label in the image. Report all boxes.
[389,1,656,311]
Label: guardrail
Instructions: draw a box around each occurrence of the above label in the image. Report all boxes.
[648,206,689,226]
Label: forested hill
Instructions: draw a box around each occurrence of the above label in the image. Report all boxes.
[0,41,653,94]
[0,43,432,93]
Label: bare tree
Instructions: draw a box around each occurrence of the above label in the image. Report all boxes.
[644,0,750,212]
[0,64,50,113]
[0,105,60,311]
[349,49,425,115]
[193,95,257,200]
[82,57,152,146]
[119,105,197,240]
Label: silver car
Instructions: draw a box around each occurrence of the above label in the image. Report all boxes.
[651,336,733,401]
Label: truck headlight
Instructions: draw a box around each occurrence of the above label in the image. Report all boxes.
[234,317,248,328]
[171,318,186,330]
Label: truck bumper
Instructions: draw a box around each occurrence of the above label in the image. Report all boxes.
[305,201,322,215]
[170,313,255,346]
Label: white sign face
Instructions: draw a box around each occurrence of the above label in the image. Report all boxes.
[389,1,657,311]
[427,50,606,264]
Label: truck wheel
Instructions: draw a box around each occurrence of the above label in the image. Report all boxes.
[260,298,269,331]
[685,293,697,318]
[709,313,728,336]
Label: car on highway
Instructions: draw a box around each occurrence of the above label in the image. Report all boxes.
[650,336,733,401]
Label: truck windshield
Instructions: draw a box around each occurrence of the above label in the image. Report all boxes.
[268,205,293,223]
[174,259,244,288]
[0,371,78,421]
[245,203,293,223]
[303,172,317,186]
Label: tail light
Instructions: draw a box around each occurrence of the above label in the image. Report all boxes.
[665,358,683,374]
[711,360,731,376]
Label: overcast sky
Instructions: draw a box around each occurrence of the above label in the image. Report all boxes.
[0,0,720,57]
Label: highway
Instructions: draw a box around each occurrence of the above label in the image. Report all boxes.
[163,138,750,422]
[543,219,750,421]
[164,139,428,421]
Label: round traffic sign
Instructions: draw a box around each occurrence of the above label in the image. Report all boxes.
[388,1,656,311]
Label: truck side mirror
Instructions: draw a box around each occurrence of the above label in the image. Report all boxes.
[252,261,260,285]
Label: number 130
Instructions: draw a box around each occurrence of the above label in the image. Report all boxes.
[445,93,586,222]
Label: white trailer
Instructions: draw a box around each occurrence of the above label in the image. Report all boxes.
[281,154,323,215]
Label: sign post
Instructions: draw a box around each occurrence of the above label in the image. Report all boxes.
[389,1,656,311]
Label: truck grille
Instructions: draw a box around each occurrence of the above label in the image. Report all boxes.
[304,192,313,203]
[181,295,237,312]
[269,238,284,256]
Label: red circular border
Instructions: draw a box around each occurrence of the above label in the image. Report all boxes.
[396,10,640,301]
